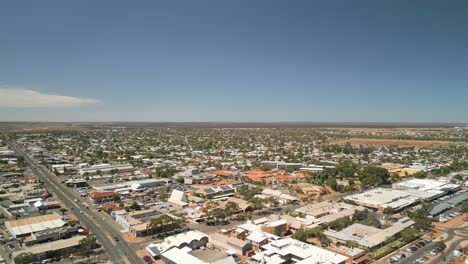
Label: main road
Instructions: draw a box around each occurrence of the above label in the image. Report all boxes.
[7,141,143,264]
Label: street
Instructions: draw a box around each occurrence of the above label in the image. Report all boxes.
[8,141,143,264]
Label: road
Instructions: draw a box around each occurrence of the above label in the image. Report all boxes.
[8,141,143,264]
[386,225,467,264]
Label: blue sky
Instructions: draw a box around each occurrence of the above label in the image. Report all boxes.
[1,1,467,122]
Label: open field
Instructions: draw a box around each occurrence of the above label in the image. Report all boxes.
[331,138,452,147]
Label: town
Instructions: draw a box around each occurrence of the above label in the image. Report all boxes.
[0,124,466,264]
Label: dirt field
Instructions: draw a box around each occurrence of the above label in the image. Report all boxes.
[331,138,451,147]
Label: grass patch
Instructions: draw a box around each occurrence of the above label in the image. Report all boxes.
[369,240,406,260]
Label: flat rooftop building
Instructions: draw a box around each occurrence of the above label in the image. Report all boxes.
[5,213,66,238]
[251,238,348,264]
[345,188,418,212]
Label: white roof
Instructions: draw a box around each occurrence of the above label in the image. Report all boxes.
[345,188,413,207]
[5,213,66,237]
[261,238,348,264]
[168,190,188,206]
[162,247,206,264]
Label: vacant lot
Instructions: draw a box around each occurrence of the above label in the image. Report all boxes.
[331,138,451,147]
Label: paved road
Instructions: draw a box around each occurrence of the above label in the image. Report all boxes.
[389,226,467,264]
[8,141,143,264]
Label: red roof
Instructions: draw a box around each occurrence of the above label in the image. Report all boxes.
[88,191,116,199]
[102,204,123,211]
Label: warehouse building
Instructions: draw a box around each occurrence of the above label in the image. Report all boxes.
[5,213,66,238]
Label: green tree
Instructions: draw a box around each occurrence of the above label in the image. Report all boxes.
[292,227,309,242]
[225,201,240,218]
[14,252,35,264]
[461,201,468,217]
[130,201,141,211]
[175,177,185,184]
[159,190,169,202]
[79,235,97,252]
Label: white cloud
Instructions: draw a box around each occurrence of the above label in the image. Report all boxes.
[0,88,100,108]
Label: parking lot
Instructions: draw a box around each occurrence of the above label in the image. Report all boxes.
[386,238,435,264]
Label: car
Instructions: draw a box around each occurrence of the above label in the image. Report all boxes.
[423,238,432,243]
[408,246,418,253]
[143,255,152,262]
[114,236,119,242]
[80,211,84,214]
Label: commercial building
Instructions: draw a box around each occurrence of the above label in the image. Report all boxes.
[13,235,86,264]
[146,230,209,258]
[344,188,419,212]
[92,178,170,191]
[251,238,348,264]
[79,163,134,176]
[393,179,460,200]
[258,189,299,205]
[324,217,415,250]
[161,247,236,264]
[5,213,66,238]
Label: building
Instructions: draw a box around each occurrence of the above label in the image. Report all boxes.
[113,208,166,237]
[393,179,460,200]
[327,245,369,264]
[5,213,66,238]
[251,238,348,264]
[92,178,170,191]
[261,161,305,171]
[261,219,288,236]
[344,188,419,212]
[161,247,236,264]
[79,163,134,176]
[168,190,189,206]
[146,230,209,258]
[324,217,415,250]
[258,188,299,205]
[197,184,236,200]
[26,226,78,246]
[13,235,86,263]
[88,191,116,204]
[209,232,253,256]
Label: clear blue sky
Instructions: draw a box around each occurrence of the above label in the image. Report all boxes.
[1,1,467,122]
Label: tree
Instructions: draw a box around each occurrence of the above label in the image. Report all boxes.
[249,197,265,210]
[130,201,141,211]
[345,240,360,248]
[407,203,433,231]
[358,166,390,188]
[383,207,396,215]
[159,190,169,202]
[79,235,97,252]
[225,201,240,219]
[175,177,184,184]
[14,252,35,264]
[400,228,421,243]
[148,214,176,233]
[59,208,68,215]
[292,227,308,242]
[319,236,332,246]
[461,201,468,218]
[433,241,446,252]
